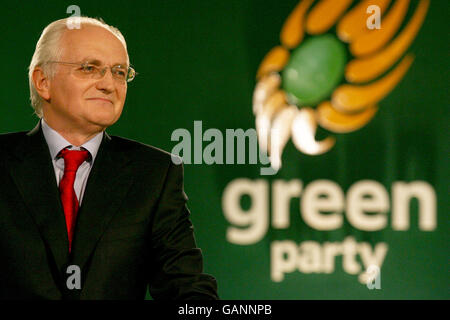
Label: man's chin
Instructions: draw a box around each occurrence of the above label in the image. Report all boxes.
[84,115,118,130]
[84,110,121,129]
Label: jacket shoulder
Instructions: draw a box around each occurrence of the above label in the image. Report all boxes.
[0,131,28,153]
[107,134,181,166]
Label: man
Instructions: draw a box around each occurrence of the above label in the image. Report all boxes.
[0,17,218,300]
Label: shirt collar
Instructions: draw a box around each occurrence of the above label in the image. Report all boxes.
[41,118,103,162]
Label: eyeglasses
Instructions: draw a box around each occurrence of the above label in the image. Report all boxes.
[47,61,137,83]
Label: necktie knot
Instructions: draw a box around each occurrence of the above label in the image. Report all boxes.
[59,148,90,172]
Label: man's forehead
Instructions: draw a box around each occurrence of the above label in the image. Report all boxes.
[60,25,128,62]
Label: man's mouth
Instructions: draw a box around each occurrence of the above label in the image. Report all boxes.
[87,98,113,104]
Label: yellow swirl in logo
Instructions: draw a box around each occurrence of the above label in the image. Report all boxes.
[253,0,429,170]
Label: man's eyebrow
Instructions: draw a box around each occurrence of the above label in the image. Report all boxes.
[81,58,102,65]
[81,58,128,67]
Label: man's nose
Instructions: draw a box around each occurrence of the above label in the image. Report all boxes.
[95,67,115,93]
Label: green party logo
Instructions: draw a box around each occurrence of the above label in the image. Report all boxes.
[253,0,429,170]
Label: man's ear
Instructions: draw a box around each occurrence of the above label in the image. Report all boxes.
[32,67,51,101]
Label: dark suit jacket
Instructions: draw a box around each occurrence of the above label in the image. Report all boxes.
[0,122,218,300]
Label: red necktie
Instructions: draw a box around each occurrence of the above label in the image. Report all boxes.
[58,148,89,252]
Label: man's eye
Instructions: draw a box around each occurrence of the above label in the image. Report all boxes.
[81,65,96,73]
[114,69,127,78]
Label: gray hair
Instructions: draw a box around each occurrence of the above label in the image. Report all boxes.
[28,17,129,118]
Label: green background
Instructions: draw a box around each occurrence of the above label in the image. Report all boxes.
[1,0,448,299]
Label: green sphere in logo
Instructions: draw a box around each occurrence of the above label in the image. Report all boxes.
[282,34,346,106]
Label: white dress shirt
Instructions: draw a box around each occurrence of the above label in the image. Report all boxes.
[41,118,103,205]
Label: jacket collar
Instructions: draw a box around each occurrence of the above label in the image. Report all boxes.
[40,118,103,164]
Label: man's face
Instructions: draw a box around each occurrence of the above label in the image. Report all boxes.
[46,25,128,131]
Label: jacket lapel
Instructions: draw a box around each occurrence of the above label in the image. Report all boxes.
[70,131,135,271]
[8,122,70,275]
